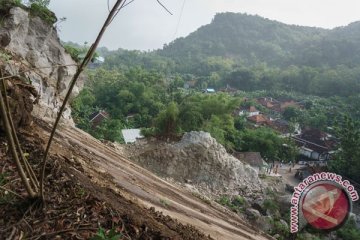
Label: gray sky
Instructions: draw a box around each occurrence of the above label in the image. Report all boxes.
[49,0,360,51]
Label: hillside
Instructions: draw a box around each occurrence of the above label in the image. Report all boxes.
[157,12,360,68]
[0,4,275,239]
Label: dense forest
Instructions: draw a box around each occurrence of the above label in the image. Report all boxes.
[101,13,360,98]
[70,12,360,183]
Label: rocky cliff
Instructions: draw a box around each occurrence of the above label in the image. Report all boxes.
[0,7,84,124]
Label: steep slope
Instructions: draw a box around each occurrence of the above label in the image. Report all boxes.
[157,12,360,68]
[36,120,273,240]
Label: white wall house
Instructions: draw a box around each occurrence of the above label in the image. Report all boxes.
[239,106,260,117]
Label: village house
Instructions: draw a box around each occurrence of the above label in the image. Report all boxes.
[257,97,302,113]
[267,119,301,135]
[247,114,270,126]
[89,110,109,128]
[257,97,279,109]
[291,128,337,164]
[236,106,260,117]
[219,85,237,94]
[279,99,302,112]
[183,80,196,89]
[267,119,291,134]
[202,88,216,93]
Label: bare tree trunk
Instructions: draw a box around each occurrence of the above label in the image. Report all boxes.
[0,82,37,198]
[0,78,39,191]
[39,0,126,201]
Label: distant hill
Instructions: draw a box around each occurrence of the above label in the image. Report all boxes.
[156,12,360,68]
[97,12,360,98]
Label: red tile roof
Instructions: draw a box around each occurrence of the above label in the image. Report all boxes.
[247,114,268,124]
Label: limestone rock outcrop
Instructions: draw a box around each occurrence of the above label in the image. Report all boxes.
[0,7,84,124]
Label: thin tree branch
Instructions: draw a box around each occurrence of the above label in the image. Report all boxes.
[39,0,127,201]
[109,0,136,25]
[0,185,25,200]
[156,0,173,15]
[28,227,98,240]
[121,0,135,9]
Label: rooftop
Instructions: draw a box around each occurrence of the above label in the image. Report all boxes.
[121,129,144,144]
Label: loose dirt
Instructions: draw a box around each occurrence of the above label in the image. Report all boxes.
[0,126,212,239]
[1,116,274,239]
[32,119,273,240]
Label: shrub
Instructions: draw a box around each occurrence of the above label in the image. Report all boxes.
[217,195,246,213]
[268,220,290,239]
[263,199,279,213]
[64,45,82,62]
[0,50,11,62]
[232,196,246,207]
[29,3,57,25]
[336,217,360,240]
[90,228,122,240]
[140,127,156,137]
[28,0,50,8]
[0,0,22,13]
[218,196,231,207]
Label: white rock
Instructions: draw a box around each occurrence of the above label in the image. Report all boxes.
[133,131,264,197]
[0,7,85,124]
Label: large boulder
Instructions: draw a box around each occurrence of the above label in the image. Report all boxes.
[132,131,264,197]
[0,7,84,124]
[245,208,262,221]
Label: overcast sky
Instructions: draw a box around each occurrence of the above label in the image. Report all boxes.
[49,0,360,51]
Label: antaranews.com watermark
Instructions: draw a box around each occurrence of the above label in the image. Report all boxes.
[290,172,359,233]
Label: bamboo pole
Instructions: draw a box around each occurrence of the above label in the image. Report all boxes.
[39,0,126,200]
[0,77,39,191]
[0,82,36,198]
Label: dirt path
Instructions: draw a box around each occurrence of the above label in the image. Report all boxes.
[36,122,273,240]
[277,164,301,187]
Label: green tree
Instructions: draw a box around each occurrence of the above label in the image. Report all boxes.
[202,114,236,150]
[29,0,50,7]
[283,106,301,121]
[90,119,125,143]
[154,102,180,138]
[239,128,290,161]
[328,116,360,182]
[71,88,96,131]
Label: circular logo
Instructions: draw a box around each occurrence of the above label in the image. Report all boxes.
[301,182,351,230]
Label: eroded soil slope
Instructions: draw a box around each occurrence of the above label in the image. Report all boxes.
[33,119,273,240]
[0,126,212,239]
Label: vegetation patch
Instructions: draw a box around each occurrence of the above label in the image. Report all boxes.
[336,217,360,240]
[29,2,56,25]
[0,0,23,13]
[217,195,246,213]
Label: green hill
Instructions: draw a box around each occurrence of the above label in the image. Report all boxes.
[157,12,360,68]
[98,12,360,97]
